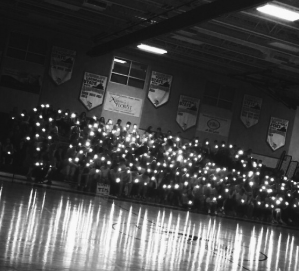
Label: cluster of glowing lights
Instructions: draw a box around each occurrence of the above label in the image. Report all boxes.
[9,103,299,208]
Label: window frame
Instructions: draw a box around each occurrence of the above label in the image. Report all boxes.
[6,32,47,65]
[203,81,235,110]
[110,57,147,89]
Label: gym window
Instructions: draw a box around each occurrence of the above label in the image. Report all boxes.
[110,57,147,89]
[203,81,235,110]
[6,32,47,65]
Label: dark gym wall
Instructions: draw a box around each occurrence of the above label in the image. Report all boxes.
[0,18,296,160]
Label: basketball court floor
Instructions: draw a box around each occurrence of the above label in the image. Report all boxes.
[0,181,298,271]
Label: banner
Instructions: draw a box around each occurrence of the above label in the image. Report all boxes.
[197,113,231,137]
[176,95,200,130]
[240,94,262,128]
[0,68,42,94]
[103,92,143,117]
[96,183,110,196]
[49,46,76,85]
[148,71,172,107]
[79,72,107,110]
[267,117,288,151]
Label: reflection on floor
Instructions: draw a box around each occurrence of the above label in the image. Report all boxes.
[0,182,298,271]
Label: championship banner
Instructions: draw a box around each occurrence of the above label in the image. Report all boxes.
[148,71,172,107]
[197,113,231,137]
[240,94,262,128]
[49,46,76,85]
[79,72,107,110]
[176,95,200,130]
[267,117,289,151]
[0,68,42,94]
[103,92,143,117]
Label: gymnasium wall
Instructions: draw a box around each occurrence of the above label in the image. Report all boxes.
[0,19,297,161]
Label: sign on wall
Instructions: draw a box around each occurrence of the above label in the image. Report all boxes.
[103,92,143,117]
[197,113,231,137]
[267,117,289,151]
[176,95,200,131]
[240,94,262,128]
[96,183,110,196]
[49,46,76,85]
[148,71,172,107]
[79,72,107,110]
[0,68,42,94]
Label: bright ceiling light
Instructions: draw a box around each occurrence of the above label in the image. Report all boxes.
[257,4,299,22]
[114,58,126,64]
[137,44,167,54]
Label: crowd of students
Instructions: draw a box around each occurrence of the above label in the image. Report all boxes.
[1,103,299,226]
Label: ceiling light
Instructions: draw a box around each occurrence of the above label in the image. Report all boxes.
[137,44,167,54]
[270,42,299,53]
[114,58,126,64]
[172,35,203,45]
[257,4,299,22]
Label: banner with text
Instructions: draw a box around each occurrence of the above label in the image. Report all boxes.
[49,46,76,85]
[96,183,110,197]
[0,68,42,94]
[176,95,200,130]
[79,72,107,110]
[148,71,172,107]
[197,113,231,137]
[103,92,143,117]
[240,94,262,128]
[267,117,288,151]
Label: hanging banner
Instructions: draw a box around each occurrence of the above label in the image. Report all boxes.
[197,113,231,137]
[267,117,289,151]
[0,68,42,94]
[49,46,76,85]
[240,94,262,128]
[79,72,107,110]
[103,92,143,117]
[176,95,200,130]
[148,71,172,107]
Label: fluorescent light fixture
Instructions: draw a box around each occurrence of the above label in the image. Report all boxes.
[137,44,167,54]
[257,4,299,22]
[172,35,203,45]
[114,58,126,64]
[270,42,299,53]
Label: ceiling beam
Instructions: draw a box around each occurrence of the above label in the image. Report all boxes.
[87,0,267,56]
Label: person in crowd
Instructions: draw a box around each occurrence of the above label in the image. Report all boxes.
[2,103,299,227]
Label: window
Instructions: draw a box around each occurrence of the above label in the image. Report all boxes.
[110,57,147,89]
[203,81,235,110]
[6,32,47,65]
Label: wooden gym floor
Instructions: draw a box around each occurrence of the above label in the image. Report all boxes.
[0,182,298,271]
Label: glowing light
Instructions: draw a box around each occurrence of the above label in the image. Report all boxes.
[257,4,299,22]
